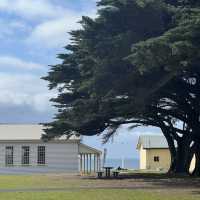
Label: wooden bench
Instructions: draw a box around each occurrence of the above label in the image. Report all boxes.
[112,171,120,177]
[96,171,104,178]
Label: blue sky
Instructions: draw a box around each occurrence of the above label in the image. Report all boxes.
[0,0,162,159]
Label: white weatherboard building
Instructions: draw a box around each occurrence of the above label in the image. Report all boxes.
[0,124,101,174]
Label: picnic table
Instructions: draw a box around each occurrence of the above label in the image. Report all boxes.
[96,171,104,178]
[103,167,113,178]
[112,171,120,177]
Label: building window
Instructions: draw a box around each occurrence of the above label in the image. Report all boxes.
[154,156,159,162]
[22,146,30,165]
[37,146,46,165]
[5,146,14,166]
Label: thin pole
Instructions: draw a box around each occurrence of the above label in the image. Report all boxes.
[87,154,89,174]
[84,154,85,174]
[90,154,92,173]
[97,155,99,171]
[80,154,82,172]
[99,154,101,171]
[94,155,96,172]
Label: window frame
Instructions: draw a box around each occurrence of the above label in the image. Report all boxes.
[5,146,14,166]
[154,156,160,162]
[37,146,46,165]
[21,146,30,165]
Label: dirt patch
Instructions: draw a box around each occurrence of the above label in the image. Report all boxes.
[29,173,200,192]
[80,173,200,190]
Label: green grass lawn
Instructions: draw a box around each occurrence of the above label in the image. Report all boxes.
[0,175,78,189]
[0,174,198,200]
[0,190,199,200]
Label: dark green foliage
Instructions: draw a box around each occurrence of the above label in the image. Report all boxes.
[43,0,200,174]
[43,0,175,138]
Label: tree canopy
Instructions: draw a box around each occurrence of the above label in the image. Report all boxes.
[43,0,200,175]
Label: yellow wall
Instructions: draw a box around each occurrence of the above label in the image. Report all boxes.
[139,145,147,169]
[146,148,171,171]
[139,148,196,172]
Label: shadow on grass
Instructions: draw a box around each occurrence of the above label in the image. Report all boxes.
[84,172,200,189]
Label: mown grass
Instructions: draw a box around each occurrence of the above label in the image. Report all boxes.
[0,174,198,200]
[0,172,192,190]
[0,175,76,189]
[0,190,199,200]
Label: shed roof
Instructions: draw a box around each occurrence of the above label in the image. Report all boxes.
[0,124,80,141]
[79,143,102,154]
[137,135,169,149]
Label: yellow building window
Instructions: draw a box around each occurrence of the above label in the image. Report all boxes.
[154,156,159,162]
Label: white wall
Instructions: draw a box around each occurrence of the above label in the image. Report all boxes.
[0,142,79,174]
[47,143,79,171]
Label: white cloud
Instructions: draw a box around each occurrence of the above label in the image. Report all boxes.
[0,0,98,48]
[26,8,97,49]
[26,14,81,49]
[0,56,44,70]
[0,0,97,122]
[0,73,55,112]
[0,0,97,49]
[0,0,67,20]
[0,19,31,39]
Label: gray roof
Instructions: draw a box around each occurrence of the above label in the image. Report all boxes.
[0,124,80,141]
[79,143,102,154]
[137,135,169,149]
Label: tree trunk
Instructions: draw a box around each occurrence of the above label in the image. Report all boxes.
[165,134,192,175]
[167,141,177,174]
[172,136,193,175]
[160,124,192,175]
[160,127,177,174]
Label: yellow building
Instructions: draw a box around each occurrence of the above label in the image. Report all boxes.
[137,135,195,172]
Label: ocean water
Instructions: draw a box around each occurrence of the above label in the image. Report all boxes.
[104,158,139,169]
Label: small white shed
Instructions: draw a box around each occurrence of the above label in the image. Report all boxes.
[0,124,101,174]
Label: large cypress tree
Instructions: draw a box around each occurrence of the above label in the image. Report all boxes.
[43,0,200,175]
[127,5,200,174]
[43,0,173,136]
